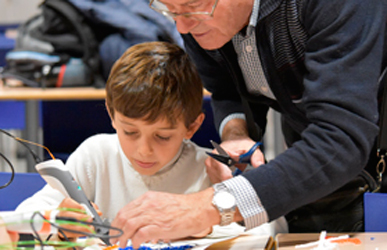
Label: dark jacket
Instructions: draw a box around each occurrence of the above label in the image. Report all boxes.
[68,0,184,78]
[182,0,387,221]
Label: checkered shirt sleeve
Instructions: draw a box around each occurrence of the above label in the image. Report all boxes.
[223,175,269,229]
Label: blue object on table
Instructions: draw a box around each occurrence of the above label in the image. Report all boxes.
[120,244,194,250]
[364,192,387,232]
[0,172,46,211]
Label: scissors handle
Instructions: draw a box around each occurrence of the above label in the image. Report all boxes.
[238,142,262,164]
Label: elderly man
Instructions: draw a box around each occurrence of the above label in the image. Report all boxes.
[110,0,387,248]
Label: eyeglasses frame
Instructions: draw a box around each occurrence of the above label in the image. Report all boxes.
[149,0,219,20]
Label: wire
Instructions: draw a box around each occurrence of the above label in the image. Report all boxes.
[0,129,56,189]
[26,211,123,249]
[0,210,121,250]
[57,228,76,250]
[0,129,43,163]
[8,240,81,250]
[30,212,45,250]
[54,216,123,239]
[0,151,14,189]
[1,210,195,250]
[0,129,56,161]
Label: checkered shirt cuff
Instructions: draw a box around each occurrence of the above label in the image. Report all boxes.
[223,175,269,230]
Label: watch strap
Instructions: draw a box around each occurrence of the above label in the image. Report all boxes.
[213,183,236,226]
[213,182,228,193]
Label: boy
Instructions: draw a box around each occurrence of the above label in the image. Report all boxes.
[16,41,211,239]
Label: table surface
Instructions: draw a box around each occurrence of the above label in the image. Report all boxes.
[276,232,387,250]
[0,86,211,101]
[0,86,106,100]
[206,234,274,250]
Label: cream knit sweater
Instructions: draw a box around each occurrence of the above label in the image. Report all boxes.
[16,134,211,221]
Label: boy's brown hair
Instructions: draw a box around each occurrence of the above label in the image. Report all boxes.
[106,41,203,128]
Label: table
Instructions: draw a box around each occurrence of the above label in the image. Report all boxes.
[206,234,274,250]
[0,85,106,172]
[275,232,387,250]
[0,86,106,100]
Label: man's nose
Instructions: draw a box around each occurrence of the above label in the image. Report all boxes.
[174,16,200,34]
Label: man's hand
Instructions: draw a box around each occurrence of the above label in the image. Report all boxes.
[222,138,265,168]
[190,227,213,238]
[205,138,264,183]
[109,189,218,249]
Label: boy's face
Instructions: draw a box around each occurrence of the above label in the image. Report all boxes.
[111,111,203,176]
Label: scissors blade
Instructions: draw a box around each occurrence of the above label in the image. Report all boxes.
[210,140,228,156]
[206,151,235,167]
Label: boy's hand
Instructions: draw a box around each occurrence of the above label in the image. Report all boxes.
[0,218,19,245]
[205,149,233,184]
[56,198,102,239]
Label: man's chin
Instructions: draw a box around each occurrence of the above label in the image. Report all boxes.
[194,37,227,51]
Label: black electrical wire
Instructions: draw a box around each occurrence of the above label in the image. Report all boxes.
[0,151,15,189]
[54,216,123,240]
[57,228,76,250]
[30,211,46,250]
[0,128,41,163]
[28,212,123,249]
[30,211,78,250]
[0,129,42,189]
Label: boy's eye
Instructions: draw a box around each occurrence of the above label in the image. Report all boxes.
[124,131,137,136]
[157,135,171,141]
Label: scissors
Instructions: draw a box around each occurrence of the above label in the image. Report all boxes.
[206,140,262,167]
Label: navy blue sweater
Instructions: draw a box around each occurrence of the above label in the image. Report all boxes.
[182,0,387,221]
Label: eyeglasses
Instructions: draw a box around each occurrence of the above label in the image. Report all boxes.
[149,0,219,21]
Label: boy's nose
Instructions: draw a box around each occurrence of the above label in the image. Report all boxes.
[137,139,153,156]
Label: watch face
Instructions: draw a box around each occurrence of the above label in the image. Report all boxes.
[214,191,236,209]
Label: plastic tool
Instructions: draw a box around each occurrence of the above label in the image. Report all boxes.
[35,159,111,245]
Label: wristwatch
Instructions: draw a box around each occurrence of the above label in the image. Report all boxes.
[212,183,236,226]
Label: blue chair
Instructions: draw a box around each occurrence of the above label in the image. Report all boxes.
[364,192,387,232]
[0,172,46,211]
[0,25,27,131]
[191,95,220,148]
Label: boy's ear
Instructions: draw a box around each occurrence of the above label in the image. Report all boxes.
[185,113,205,139]
[105,101,116,130]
